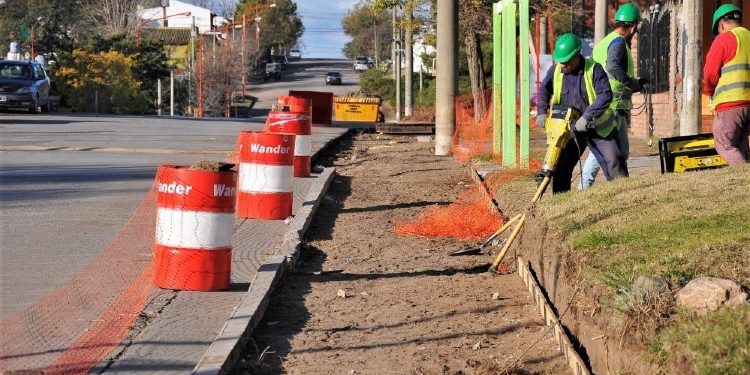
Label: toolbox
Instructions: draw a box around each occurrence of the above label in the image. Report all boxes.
[658,133,728,173]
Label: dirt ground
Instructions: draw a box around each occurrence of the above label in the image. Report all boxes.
[231,132,568,375]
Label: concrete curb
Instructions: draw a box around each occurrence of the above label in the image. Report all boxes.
[191,167,337,374]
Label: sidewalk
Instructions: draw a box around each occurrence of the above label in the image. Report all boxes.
[98,126,358,374]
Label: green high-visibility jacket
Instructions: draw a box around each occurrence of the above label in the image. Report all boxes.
[551,58,617,138]
[593,31,634,110]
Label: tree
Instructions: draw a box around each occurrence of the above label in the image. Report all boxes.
[235,0,303,56]
[78,0,146,37]
[459,0,491,121]
[341,2,392,60]
[0,0,84,60]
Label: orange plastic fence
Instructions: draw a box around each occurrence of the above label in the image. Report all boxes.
[394,167,533,241]
[452,90,495,164]
[0,187,157,373]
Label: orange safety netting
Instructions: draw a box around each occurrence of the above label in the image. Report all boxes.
[0,186,157,374]
[452,90,495,164]
[1,148,243,373]
[394,167,533,240]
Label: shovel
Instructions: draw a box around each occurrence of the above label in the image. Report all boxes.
[450,214,521,256]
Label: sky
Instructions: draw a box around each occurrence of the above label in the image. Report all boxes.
[188,0,356,58]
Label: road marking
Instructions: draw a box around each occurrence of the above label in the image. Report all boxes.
[0,145,232,155]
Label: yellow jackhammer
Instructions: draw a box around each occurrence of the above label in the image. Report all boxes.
[488,106,580,273]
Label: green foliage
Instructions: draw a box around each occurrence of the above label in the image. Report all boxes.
[236,0,303,54]
[359,68,396,103]
[653,306,750,374]
[341,2,392,60]
[0,0,81,59]
[88,35,170,96]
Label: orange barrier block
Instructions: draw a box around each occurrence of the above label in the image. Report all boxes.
[236,131,296,219]
[288,90,333,125]
[152,166,237,291]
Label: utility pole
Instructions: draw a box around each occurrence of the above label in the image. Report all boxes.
[594,0,607,42]
[396,37,402,121]
[392,8,397,80]
[404,8,413,118]
[435,0,457,156]
[374,8,379,66]
[680,0,702,135]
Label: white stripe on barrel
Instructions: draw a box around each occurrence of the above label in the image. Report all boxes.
[152,165,237,292]
[236,131,296,220]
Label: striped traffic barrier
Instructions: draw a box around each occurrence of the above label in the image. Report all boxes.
[276,95,312,116]
[236,131,296,219]
[264,110,312,177]
[152,165,237,291]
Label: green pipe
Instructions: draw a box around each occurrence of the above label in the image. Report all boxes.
[502,0,517,167]
[519,0,530,168]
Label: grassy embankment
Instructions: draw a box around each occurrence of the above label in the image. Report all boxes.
[538,164,750,374]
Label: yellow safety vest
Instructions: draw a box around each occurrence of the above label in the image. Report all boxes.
[551,58,616,137]
[712,27,750,110]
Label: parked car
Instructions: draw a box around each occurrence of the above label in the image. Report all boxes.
[325,71,342,85]
[353,56,369,73]
[265,63,282,81]
[0,60,51,113]
[289,48,302,61]
[272,55,289,70]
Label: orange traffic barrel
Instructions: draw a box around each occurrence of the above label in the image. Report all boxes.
[264,110,312,177]
[236,131,296,219]
[152,165,237,291]
[276,95,312,115]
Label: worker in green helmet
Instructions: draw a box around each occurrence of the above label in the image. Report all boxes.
[702,4,750,164]
[536,33,628,193]
[579,2,647,189]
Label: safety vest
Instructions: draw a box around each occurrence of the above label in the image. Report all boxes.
[712,27,750,110]
[551,58,616,137]
[593,31,634,110]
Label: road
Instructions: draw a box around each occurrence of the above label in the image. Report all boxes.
[0,58,356,320]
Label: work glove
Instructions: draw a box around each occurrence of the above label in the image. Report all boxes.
[536,114,547,129]
[574,117,589,133]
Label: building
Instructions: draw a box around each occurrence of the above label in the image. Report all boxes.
[137,0,229,34]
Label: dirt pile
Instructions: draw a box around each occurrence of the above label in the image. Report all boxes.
[232,132,568,374]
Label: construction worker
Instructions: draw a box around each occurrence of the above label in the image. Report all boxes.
[579,2,647,189]
[703,4,750,164]
[536,33,628,193]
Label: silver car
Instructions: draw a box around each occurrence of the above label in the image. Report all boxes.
[0,60,51,113]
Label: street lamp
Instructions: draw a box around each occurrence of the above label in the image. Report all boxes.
[252,1,276,52]
[30,16,42,61]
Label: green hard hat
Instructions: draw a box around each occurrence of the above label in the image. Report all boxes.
[614,3,642,23]
[552,33,582,63]
[712,4,742,35]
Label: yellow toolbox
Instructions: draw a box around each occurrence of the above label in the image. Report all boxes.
[658,133,728,173]
[333,96,381,122]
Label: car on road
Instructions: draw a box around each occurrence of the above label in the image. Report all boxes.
[325,71,342,85]
[353,57,370,73]
[272,54,289,70]
[289,48,302,61]
[0,60,51,113]
[265,62,282,81]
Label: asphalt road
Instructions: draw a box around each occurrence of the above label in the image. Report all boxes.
[0,59,356,320]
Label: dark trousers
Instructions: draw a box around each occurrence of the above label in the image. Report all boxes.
[552,129,628,193]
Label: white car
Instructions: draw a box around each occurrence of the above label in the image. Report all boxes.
[289,49,301,61]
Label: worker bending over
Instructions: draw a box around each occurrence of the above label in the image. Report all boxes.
[580,2,648,188]
[536,33,628,193]
[703,4,750,164]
